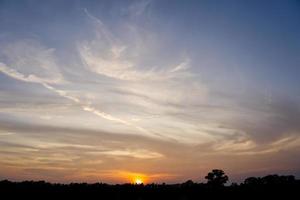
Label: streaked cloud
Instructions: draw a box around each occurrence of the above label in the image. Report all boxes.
[0,0,300,183]
[0,40,63,84]
[86,149,163,159]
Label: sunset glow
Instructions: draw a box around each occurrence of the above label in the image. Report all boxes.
[125,172,148,184]
[134,178,143,185]
[0,0,300,184]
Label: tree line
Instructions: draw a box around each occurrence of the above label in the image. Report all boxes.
[0,169,299,199]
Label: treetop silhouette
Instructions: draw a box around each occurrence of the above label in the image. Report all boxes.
[205,169,229,186]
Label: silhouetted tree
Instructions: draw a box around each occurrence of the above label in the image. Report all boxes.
[261,174,296,185]
[182,180,194,187]
[244,177,262,186]
[205,169,228,186]
[230,182,238,187]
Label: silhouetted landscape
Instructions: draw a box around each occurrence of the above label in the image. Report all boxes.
[1,1,300,199]
[1,169,299,199]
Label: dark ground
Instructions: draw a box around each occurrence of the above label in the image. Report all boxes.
[1,174,299,199]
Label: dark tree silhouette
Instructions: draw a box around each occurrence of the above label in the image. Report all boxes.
[205,169,229,186]
[182,180,194,187]
[0,170,299,199]
[244,177,261,186]
[244,175,296,186]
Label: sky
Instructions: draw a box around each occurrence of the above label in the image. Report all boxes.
[0,0,300,184]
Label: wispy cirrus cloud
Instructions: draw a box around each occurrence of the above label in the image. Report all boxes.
[76,9,213,143]
[0,40,64,84]
[80,8,192,82]
[1,0,300,183]
[0,39,155,138]
[86,149,163,159]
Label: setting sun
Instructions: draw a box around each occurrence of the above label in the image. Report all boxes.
[115,171,148,184]
[134,178,143,185]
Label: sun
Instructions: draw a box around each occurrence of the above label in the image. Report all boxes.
[124,172,147,184]
[134,178,143,185]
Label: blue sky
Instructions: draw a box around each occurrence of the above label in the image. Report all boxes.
[0,0,300,183]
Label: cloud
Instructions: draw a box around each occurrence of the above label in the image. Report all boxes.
[80,9,193,82]
[1,1,300,183]
[170,59,190,73]
[0,40,63,84]
[86,149,163,159]
[126,0,152,17]
[0,39,155,138]
[227,97,300,144]
[76,9,213,144]
[0,62,53,83]
[42,83,156,138]
[0,120,175,182]
[210,134,300,156]
[79,34,191,81]
[0,132,15,136]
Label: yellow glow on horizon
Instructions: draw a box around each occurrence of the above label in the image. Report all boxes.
[85,170,151,184]
[134,178,143,185]
[123,172,148,184]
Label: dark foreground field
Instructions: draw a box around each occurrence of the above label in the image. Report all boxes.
[1,172,299,199]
